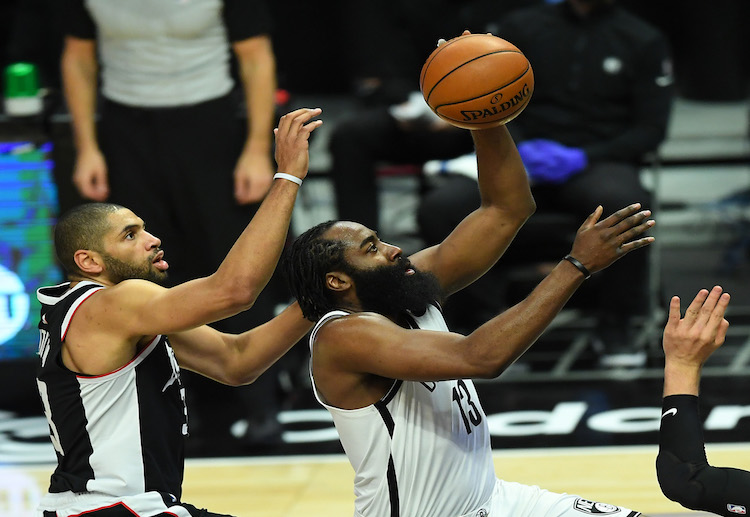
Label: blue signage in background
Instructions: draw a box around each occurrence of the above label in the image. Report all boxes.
[0,141,62,360]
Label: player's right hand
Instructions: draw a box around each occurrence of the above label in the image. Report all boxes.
[73,147,109,201]
[663,286,730,368]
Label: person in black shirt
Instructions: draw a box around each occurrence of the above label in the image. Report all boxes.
[327,2,477,234]
[61,0,285,448]
[418,0,674,365]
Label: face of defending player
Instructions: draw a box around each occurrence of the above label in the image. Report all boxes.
[98,208,169,285]
[325,222,442,317]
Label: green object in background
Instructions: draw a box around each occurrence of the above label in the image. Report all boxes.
[4,63,39,99]
[3,62,42,116]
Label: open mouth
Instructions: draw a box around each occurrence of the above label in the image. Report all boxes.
[152,251,169,271]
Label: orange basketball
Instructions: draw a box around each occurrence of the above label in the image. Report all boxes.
[420,33,534,129]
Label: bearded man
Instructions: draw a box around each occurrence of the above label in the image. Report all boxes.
[284,119,655,517]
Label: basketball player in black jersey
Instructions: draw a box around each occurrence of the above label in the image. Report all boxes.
[35,108,321,517]
[657,285,750,516]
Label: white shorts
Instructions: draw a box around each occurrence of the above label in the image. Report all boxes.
[460,479,642,517]
[35,490,226,517]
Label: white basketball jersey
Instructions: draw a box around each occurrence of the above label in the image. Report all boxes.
[36,281,188,509]
[309,305,496,517]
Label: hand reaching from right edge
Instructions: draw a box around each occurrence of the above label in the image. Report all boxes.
[662,286,730,396]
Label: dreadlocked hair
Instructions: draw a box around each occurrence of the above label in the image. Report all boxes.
[282,220,351,321]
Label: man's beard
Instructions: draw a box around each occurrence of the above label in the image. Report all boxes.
[348,258,443,317]
[103,253,168,285]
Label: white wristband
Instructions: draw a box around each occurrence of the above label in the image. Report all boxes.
[273,172,303,186]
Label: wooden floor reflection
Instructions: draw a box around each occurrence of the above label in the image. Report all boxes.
[11,443,747,516]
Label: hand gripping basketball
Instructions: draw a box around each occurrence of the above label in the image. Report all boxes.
[420,33,534,129]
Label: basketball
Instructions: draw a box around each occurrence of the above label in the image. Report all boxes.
[420,33,534,129]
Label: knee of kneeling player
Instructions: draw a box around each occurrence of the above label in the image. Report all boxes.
[656,451,707,510]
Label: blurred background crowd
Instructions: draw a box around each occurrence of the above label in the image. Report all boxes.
[0,0,749,456]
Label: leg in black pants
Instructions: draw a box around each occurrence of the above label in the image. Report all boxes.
[541,161,654,358]
[418,161,653,344]
[101,95,285,453]
[329,106,473,231]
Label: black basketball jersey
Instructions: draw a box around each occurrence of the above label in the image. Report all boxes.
[36,281,189,500]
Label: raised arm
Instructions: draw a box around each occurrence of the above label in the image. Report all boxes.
[409,124,536,296]
[662,286,730,397]
[316,204,654,407]
[655,287,750,517]
[87,109,322,338]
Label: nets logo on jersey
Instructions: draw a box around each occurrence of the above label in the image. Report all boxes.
[574,499,621,515]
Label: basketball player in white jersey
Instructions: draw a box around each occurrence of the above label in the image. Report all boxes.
[35,108,321,517]
[284,120,655,517]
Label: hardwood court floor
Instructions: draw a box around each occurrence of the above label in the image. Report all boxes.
[9,444,747,517]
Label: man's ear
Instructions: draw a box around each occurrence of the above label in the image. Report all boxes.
[73,249,104,275]
[325,271,353,292]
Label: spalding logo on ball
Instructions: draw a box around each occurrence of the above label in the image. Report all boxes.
[420,33,534,129]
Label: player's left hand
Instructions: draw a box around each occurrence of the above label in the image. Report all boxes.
[273,107,323,185]
[663,286,730,368]
[234,148,274,204]
[567,203,654,275]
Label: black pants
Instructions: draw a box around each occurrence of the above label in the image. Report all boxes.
[329,106,475,231]
[99,95,284,452]
[418,162,653,332]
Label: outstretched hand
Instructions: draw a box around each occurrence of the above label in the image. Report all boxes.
[663,286,730,369]
[567,203,654,275]
[273,108,323,182]
[661,286,730,396]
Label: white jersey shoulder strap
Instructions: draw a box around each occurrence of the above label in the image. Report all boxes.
[309,310,351,351]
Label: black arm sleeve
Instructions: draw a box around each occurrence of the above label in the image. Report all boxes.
[657,394,750,516]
